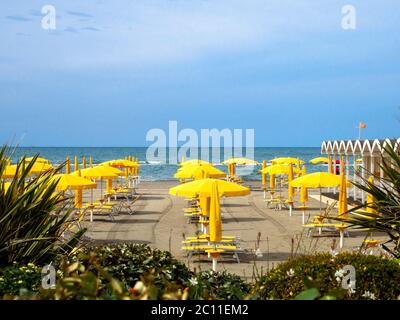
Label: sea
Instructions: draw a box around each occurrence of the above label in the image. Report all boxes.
[10,147,325,181]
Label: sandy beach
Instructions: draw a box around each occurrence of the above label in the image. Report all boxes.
[81,180,387,280]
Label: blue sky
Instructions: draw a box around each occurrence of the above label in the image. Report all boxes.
[0,0,399,147]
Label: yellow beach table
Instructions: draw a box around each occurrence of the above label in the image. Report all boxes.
[291,172,343,212]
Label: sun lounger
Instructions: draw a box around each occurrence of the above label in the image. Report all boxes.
[181,244,243,263]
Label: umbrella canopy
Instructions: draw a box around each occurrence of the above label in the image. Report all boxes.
[25,157,50,164]
[51,174,97,191]
[291,172,343,188]
[2,163,53,177]
[72,166,118,179]
[209,182,222,242]
[222,157,259,165]
[310,157,330,164]
[270,157,305,165]
[260,164,300,175]
[96,165,125,176]
[169,178,250,198]
[179,159,211,167]
[102,159,139,168]
[174,164,226,180]
[3,182,10,192]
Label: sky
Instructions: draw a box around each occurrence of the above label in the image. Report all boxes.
[0,0,399,147]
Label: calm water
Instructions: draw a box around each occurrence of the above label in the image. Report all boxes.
[11,147,324,181]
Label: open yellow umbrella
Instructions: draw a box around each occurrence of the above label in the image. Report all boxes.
[25,157,50,164]
[179,159,211,167]
[3,182,10,192]
[260,164,300,175]
[174,164,226,180]
[270,157,305,165]
[51,174,97,191]
[310,157,329,165]
[102,159,138,168]
[292,172,343,212]
[2,165,18,178]
[222,157,259,165]
[169,178,250,198]
[28,162,54,175]
[96,165,124,176]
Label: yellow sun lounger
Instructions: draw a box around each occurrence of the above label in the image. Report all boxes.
[181,244,242,263]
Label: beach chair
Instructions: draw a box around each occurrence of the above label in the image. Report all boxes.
[181,244,242,263]
[117,195,142,215]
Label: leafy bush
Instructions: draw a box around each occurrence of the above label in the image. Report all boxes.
[253,252,400,300]
[189,271,251,300]
[0,263,42,296]
[0,146,85,266]
[79,243,193,290]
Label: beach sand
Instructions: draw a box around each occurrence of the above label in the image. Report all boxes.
[81,181,387,280]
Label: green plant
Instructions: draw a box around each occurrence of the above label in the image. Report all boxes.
[252,252,400,300]
[333,145,400,258]
[79,243,193,291]
[0,146,85,266]
[189,271,251,300]
[0,262,42,296]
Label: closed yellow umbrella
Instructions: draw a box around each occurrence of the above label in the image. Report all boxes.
[338,164,348,218]
[288,165,295,201]
[82,156,87,169]
[106,179,113,194]
[209,182,222,242]
[89,156,93,168]
[74,156,79,172]
[328,155,333,174]
[74,171,83,209]
[66,157,71,174]
[300,185,309,204]
[310,157,330,165]
[366,176,376,214]
[270,174,276,191]
[261,160,267,187]
[169,178,250,198]
[270,157,305,165]
[199,197,210,216]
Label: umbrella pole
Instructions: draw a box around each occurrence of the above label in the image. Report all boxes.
[212,258,217,272]
[319,187,322,213]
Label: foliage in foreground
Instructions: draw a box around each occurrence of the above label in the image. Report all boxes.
[1,244,399,300]
[333,145,400,258]
[252,252,400,300]
[0,146,85,266]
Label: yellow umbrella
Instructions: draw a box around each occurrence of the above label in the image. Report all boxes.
[169,178,250,198]
[25,157,50,164]
[96,165,124,176]
[3,182,10,192]
[260,164,300,175]
[270,157,305,165]
[222,157,259,165]
[74,156,79,172]
[261,160,267,187]
[73,166,118,179]
[2,165,18,178]
[288,165,295,201]
[328,155,333,174]
[292,172,344,212]
[102,159,138,168]
[338,164,348,218]
[310,157,330,164]
[270,173,276,191]
[199,197,210,216]
[89,156,93,168]
[82,156,87,169]
[366,176,376,214]
[179,159,211,167]
[51,174,97,191]
[29,162,54,175]
[175,164,226,180]
[74,171,83,209]
[66,157,71,174]
[209,182,222,243]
